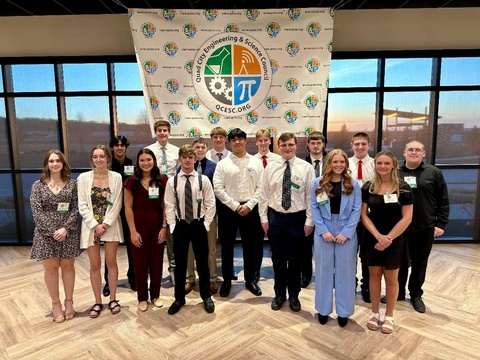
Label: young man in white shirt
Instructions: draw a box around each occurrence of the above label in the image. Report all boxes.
[254,129,281,168]
[206,126,231,163]
[145,120,179,285]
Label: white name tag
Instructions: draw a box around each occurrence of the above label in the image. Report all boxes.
[316,191,329,205]
[124,165,134,176]
[383,193,398,203]
[149,187,159,199]
[57,202,69,214]
[404,176,417,188]
[196,190,203,203]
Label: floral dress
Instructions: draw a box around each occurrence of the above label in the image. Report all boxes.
[91,186,110,244]
[30,179,82,260]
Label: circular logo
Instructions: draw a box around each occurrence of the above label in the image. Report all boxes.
[288,8,301,20]
[224,23,240,32]
[246,111,259,124]
[306,22,321,38]
[327,41,333,53]
[304,126,318,135]
[150,96,160,111]
[264,96,279,111]
[207,112,221,125]
[187,96,201,111]
[167,111,181,125]
[285,78,299,93]
[304,95,319,110]
[266,127,279,137]
[163,42,178,57]
[286,41,300,56]
[165,79,179,94]
[245,9,260,21]
[162,9,176,21]
[204,9,218,21]
[192,32,272,116]
[143,60,158,74]
[184,60,194,74]
[183,23,197,39]
[141,22,156,38]
[284,110,298,124]
[187,128,202,138]
[305,58,320,74]
[266,22,280,38]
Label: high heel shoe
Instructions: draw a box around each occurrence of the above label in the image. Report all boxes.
[64,299,75,320]
[52,301,65,323]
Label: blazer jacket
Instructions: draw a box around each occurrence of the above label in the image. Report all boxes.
[77,170,124,249]
[309,176,361,240]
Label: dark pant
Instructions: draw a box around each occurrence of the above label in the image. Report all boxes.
[398,227,435,298]
[173,219,210,301]
[267,208,306,299]
[129,227,164,302]
[356,222,369,292]
[217,202,264,282]
[300,232,313,280]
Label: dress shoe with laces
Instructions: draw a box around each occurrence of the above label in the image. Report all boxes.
[271,296,286,310]
[203,298,215,313]
[318,314,328,325]
[102,283,110,297]
[185,282,194,295]
[411,296,426,313]
[338,316,348,327]
[300,274,311,288]
[220,280,231,297]
[245,281,262,296]
[210,281,218,295]
[361,289,371,303]
[167,299,186,315]
[289,297,301,312]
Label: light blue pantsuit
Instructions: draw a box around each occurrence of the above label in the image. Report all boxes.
[310,177,361,318]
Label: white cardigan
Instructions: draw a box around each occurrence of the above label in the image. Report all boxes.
[77,170,124,249]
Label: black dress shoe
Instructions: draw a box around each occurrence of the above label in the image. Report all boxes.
[220,280,231,297]
[318,314,328,325]
[411,297,426,313]
[271,296,286,310]
[253,271,260,284]
[361,289,371,303]
[102,284,110,297]
[129,282,137,292]
[289,297,301,312]
[167,299,186,315]
[300,274,311,289]
[232,271,238,281]
[245,281,262,296]
[338,316,348,327]
[203,298,215,313]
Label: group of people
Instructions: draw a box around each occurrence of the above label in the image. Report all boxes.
[30,121,449,334]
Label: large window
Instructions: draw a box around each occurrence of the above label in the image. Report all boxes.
[1,53,479,243]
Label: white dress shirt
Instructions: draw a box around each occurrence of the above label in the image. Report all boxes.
[348,155,375,186]
[213,153,264,211]
[259,156,315,226]
[206,148,231,163]
[164,170,216,233]
[145,141,179,178]
[254,151,282,166]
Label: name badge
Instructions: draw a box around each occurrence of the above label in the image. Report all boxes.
[124,165,134,176]
[196,190,203,203]
[106,193,113,206]
[383,193,398,204]
[404,176,417,188]
[160,164,167,175]
[316,191,329,205]
[290,181,300,189]
[57,202,69,214]
[149,187,159,199]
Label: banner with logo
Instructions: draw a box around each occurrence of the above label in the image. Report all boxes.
[128,8,333,138]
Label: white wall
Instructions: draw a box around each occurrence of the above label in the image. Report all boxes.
[0,8,480,57]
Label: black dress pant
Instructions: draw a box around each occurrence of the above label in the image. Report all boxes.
[172,219,210,301]
[217,202,264,283]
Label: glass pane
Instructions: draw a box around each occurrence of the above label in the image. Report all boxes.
[0,174,18,243]
[329,59,377,88]
[14,97,59,168]
[0,70,3,92]
[441,57,480,86]
[326,92,377,156]
[11,64,55,92]
[63,64,108,91]
[440,169,477,241]
[114,63,142,91]
[65,96,110,167]
[436,91,480,165]
[385,58,433,87]
[0,101,10,168]
[22,172,39,243]
[382,91,434,158]
[116,96,153,159]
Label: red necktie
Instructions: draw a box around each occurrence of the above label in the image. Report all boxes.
[262,155,267,168]
[357,159,363,180]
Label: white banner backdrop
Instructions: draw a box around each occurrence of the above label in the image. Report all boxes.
[128,8,333,139]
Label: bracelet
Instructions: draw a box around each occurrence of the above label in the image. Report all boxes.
[162,224,169,228]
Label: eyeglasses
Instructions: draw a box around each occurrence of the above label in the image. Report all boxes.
[406,148,424,154]
[279,143,296,148]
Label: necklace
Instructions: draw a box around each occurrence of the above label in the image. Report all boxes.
[48,178,64,192]
[94,170,108,178]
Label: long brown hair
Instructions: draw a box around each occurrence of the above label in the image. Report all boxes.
[369,150,400,195]
[315,149,353,197]
[40,149,71,182]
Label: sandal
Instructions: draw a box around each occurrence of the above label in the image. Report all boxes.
[89,303,104,319]
[381,316,394,334]
[367,312,380,331]
[52,301,65,323]
[108,300,121,314]
[64,299,75,320]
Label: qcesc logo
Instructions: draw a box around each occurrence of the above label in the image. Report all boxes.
[193,32,272,117]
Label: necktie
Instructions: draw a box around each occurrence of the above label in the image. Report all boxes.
[216,152,223,161]
[184,174,193,223]
[357,159,363,180]
[314,159,320,178]
[262,155,267,168]
[161,147,167,166]
[282,161,291,211]
[196,162,202,175]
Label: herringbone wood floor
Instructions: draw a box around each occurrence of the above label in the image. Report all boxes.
[1,243,479,360]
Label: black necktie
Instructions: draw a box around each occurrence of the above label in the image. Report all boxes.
[184,174,193,223]
[216,153,223,161]
[314,159,320,178]
[282,161,291,210]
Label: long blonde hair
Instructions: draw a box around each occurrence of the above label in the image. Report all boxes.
[315,149,353,197]
[369,150,400,195]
